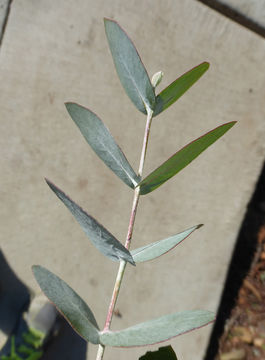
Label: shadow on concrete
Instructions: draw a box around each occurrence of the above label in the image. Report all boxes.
[0,249,30,335]
[204,160,265,359]
[0,249,87,359]
[41,316,87,360]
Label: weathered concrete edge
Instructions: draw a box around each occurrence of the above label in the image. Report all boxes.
[197,0,265,38]
[0,0,12,47]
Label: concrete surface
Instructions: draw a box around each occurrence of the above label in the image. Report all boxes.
[217,0,265,28]
[0,1,265,359]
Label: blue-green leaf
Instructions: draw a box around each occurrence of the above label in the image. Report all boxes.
[153,62,209,116]
[65,103,140,189]
[139,122,236,195]
[32,265,100,344]
[139,346,178,360]
[100,310,215,347]
[104,18,155,113]
[46,180,135,265]
[131,225,202,263]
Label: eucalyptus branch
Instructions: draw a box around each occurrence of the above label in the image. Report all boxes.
[32,18,236,360]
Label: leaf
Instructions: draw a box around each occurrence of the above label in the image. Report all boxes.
[46,179,135,266]
[131,225,202,263]
[154,62,209,116]
[100,310,215,347]
[65,103,140,189]
[139,346,178,360]
[32,265,100,344]
[104,18,155,113]
[139,121,236,195]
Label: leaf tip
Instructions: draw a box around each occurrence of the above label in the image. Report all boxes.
[64,101,71,109]
[45,177,54,190]
[64,101,81,114]
[203,61,210,69]
[32,264,38,273]
[45,178,56,193]
[104,17,114,23]
[224,120,237,131]
[45,178,63,198]
[104,17,118,30]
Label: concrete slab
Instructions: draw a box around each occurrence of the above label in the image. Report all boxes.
[0,1,265,359]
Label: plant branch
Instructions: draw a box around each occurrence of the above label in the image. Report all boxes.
[138,107,153,178]
[95,107,153,360]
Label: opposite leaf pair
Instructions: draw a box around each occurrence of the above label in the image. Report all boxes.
[46,179,201,265]
[66,102,235,195]
[104,19,209,117]
[32,265,215,347]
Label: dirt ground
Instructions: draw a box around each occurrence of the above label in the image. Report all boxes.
[216,225,265,360]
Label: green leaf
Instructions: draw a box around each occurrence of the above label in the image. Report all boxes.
[100,310,215,347]
[32,265,100,344]
[104,18,155,113]
[46,179,135,265]
[139,346,178,360]
[131,225,202,263]
[139,121,236,195]
[153,62,209,116]
[65,103,140,189]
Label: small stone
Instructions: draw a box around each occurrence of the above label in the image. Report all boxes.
[260,252,265,260]
[257,320,265,336]
[253,338,264,347]
[232,326,253,344]
[220,348,246,360]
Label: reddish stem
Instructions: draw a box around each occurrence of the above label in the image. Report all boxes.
[96,108,153,359]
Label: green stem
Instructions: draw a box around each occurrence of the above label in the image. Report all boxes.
[95,108,153,360]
